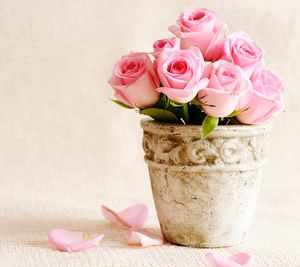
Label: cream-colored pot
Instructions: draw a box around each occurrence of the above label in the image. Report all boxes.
[141,120,270,248]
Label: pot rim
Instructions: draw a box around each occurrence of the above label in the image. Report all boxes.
[141,119,271,137]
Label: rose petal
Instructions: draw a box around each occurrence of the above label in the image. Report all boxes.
[169,8,226,58]
[157,78,209,103]
[111,71,160,108]
[127,228,164,247]
[48,229,103,252]
[205,252,254,267]
[230,253,254,267]
[101,204,148,229]
[237,90,284,124]
[108,52,160,108]
[168,25,183,37]
[152,37,176,58]
[199,88,239,117]
[157,47,204,91]
[114,90,133,107]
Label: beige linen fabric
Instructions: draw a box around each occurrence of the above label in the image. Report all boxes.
[0,0,299,266]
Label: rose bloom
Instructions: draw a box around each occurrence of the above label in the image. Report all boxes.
[156,47,209,103]
[237,68,284,124]
[152,37,176,59]
[168,8,226,60]
[207,31,264,78]
[108,52,160,107]
[198,60,252,118]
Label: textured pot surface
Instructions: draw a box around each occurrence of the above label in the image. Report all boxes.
[141,120,270,248]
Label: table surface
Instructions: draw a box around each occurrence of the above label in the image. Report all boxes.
[0,0,299,266]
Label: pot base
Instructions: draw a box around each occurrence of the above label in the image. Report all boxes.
[161,225,248,248]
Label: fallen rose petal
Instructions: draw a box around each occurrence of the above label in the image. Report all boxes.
[230,253,254,267]
[205,252,254,267]
[48,229,103,252]
[101,204,148,228]
[127,228,164,247]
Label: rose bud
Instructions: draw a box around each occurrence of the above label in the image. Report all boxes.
[152,37,176,59]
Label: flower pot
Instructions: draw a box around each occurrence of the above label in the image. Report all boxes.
[141,120,270,248]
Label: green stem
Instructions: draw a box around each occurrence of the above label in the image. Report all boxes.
[182,103,189,124]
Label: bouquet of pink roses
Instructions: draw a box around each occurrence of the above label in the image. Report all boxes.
[108,8,284,138]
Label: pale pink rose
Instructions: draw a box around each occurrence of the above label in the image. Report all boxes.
[237,68,284,124]
[207,31,264,78]
[156,47,209,103]
[108,52,160,107]
[168,8,226,60]
[152,37,176,59]
[198,60,252,117]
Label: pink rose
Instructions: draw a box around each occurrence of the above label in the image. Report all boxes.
[156,47,209,103]
[108,52,160,107]
[152,37,176,59]
[208,31,264,78]
[198,60,252,117]
[237,68,284,124]
[168,8,226,60]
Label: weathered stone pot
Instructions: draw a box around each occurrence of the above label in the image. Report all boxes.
[141,120,270,248]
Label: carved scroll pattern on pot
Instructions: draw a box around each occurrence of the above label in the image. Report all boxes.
[143,133,263,165]
[219,138,244,164]
[155,136,182,164]
[143,133,182,164]
[186,139,219,165]
[143,133,155,160]
[248,137,263,161]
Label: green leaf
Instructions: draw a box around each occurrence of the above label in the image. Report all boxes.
[226,108,248,118]
[140,108,178,123]
[110,99,134,109]
[154,94,169,109]
[202,115,219,139]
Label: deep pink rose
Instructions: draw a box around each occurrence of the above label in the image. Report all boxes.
[237,68,284,124]
[168,8,226,60]
[152,37,176,59]
[156,47,209,103]
[198,60,252,117]
[207,31,264,78]
[108,52,160,107]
